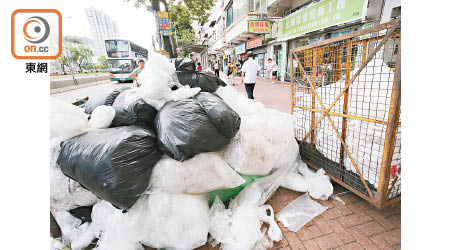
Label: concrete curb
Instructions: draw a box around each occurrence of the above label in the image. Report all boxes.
[50,80,111,94]
[50,75,110,90]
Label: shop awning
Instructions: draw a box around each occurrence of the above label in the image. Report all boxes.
[182,43,208,53]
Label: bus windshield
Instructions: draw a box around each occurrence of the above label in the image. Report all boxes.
[105,40,130,58]
[107,59,134,74]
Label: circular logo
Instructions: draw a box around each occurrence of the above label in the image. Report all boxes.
[23,16,50,44]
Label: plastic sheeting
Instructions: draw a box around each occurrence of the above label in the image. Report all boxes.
[217,86,299,176]
[51,97,88,141]
[276,194,327,232]
[57,126,162,210]
[150,153,245,194]
[88,105,115,129]
[155,98,230,161]
[142,191,210,249]
[281,161,334,200]
[111,89,157,127]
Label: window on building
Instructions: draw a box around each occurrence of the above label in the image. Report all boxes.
[249,0,268,13]
[226,4,233,27]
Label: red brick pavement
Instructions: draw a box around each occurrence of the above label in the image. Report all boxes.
[187,73,402,250]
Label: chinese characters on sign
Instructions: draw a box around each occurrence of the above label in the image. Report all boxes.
[248,20,271,34]
[246,35,263,49]
[235,42,246,54]
[278,0,366,41]
[157,11,170,30]
[25,62,47,73]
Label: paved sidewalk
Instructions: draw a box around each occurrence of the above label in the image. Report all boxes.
[222,72,292,114]
[196,72,402,250]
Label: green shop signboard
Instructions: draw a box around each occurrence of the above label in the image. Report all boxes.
[278,0,367,41]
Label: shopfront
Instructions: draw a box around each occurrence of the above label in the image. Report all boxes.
[277,0,368,82]
[246,35,267,77]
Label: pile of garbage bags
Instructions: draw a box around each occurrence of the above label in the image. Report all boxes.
[50,53,333,250]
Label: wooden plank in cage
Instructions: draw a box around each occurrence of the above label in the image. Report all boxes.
[362,40,368,64]
[310,48,317,152]
[290,51,294,115]
[377,36,401,209]
[293,106,389,125]
[339,39,353,178]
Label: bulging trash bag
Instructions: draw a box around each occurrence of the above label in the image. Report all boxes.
[194,92,241,139]
[174,58,226,92]
[174,58,195,71]
[50,139,99,211]
[150,153,245,194]
[84,86,131,114]
[155,98,229,161]
[87,105,115,129]
[57,126,163,210]
[51,97,88,141]
[141,190,210,250]
[177,71,226,92]
[111,89,157,127]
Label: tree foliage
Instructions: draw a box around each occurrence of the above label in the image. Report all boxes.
[129,0,214,56]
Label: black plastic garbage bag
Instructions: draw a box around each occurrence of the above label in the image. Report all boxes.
[84,86,131,114]
[176,71,226,92]
[111,89,157,127]
[69,205,93,224]
[175,58,195,71]
[57,126,162,210]
[194,92,240,139]
[155,99,229,161]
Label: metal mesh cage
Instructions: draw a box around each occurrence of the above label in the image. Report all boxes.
[291,19,401,209]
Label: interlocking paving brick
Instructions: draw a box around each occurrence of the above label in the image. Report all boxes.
[348,227,379,250]
[302,240,321,250]
[272,235,290,249]
[328,220,356,244]
[285,232,305,250]
[358,221,386,237]
[322,207,353,221]
[338,214,365,228]
[380,228,401,247]
[313,233,344,250]
[336,241,365,250]
[317,199,335,209]
[314,216,334,235]
[370,233,395,250]
[366,209,397,231]
[387,213,401,228]
[296,225,323,241]
[379,205,401,218]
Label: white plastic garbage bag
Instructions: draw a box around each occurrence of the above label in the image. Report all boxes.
[142,191,210,250]
[281,161,333,201]
[150,153,245,194]
[50,97,88,140]
[88,105,115,129]
[276,194,328,232]
[209,197,281,250]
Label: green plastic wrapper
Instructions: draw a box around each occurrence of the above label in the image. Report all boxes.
[207,174,264,205]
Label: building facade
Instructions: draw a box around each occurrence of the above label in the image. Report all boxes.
[194,0,400,80]
[85,6,121,57]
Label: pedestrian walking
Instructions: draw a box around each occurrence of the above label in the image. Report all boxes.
[196,62,202,71]
[265,58,278,84]
[129,59,145,87]
[214,61,220,77]
[240,51,260,99]
[226,61,235,85]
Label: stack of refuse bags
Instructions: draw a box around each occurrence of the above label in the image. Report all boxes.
[50,53,334,250]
